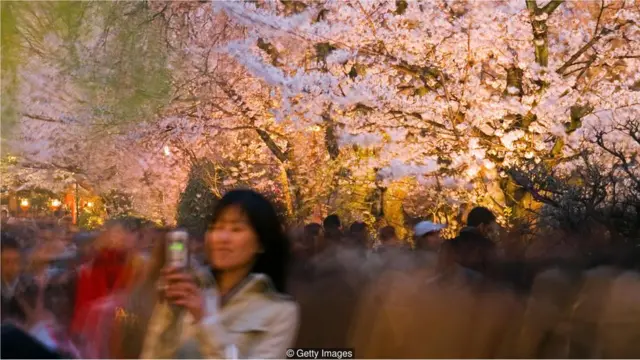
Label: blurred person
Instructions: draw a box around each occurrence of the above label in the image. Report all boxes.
[57,216,73,233]
[72,232,97,267]
[410,221,448,284]
[27,241,65,281]
[289,225,317,285]
[1,209,9,225]
[288,226,306,258]
[444,207,498,275]
[95,218,137,250]
[39,223,56,243]
[5,211,20,226]
[376,225,406,252]
[1,235,29,323]
[303,223,323,256]
[135,223,157,260]
[76,228,171,358]
[312,216,348,270]
[70,219,145,338]
[513,267,581,358]
[414,221,446,252]
[9,271,81,359]
[347,221,369,248]
[596,269,640,358]
[110,227,213,358]
[291,223,323,279]
[140,189,298,359]
[294,223,369,351]
[25,240,76,323]
[323,214,343,244]
[351,241,523,359]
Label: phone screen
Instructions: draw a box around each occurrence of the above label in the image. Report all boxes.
[167,230,189,269]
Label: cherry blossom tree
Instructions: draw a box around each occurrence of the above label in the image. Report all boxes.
[4,0,638,237]
[2,1,184,222]
[212,0,639,234]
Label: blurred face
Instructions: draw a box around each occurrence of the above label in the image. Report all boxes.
[487,221,501,242]
[1,249,21,282]
[206,206,260,272]
[424,231,444,249]
[478,221,499,240]
[104,224,136,250]
[31,247,53,275]
[78,243,94,260]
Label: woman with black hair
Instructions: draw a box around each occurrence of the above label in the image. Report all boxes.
[140,189,299,359]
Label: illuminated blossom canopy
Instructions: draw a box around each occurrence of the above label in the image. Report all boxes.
[3,0,639,231]
[212,0,639,227]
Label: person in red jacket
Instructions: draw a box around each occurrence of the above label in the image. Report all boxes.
[69,220,143,342]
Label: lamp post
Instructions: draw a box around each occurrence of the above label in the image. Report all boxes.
[73,182,79,225]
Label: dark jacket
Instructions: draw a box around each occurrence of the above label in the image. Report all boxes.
[1,323,68,359]
[1,275,35,324]
[447,227,497,275]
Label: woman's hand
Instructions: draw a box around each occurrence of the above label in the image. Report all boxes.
[161,267,205,322]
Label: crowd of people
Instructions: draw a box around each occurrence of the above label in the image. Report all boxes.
[1,189,639,358]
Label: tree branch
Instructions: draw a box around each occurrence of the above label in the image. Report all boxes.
[322,107,340,160]
[21,113,67,124]
[541,0,564,14]
[213,79,291,163]
[557,20,635,75]
[507,168,561,208]
[527,0,564,66]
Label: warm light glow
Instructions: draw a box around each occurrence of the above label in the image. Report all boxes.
[163,145,171,156]
[20,199,30,212]
[466,166,480,178]
[86,201,94,208]
[308,125,322,132]
[50,199,62,208]
[483,160,496,170]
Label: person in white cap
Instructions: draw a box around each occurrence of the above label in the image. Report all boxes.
[414,221,446,252]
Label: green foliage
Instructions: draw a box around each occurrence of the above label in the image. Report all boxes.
[1,1,172,139]
[79,3,172,127]
[1,2,21,144]
[78,208,104,230]
[177,160,220,238]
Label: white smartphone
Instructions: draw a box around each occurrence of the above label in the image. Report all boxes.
[166,229,190,270]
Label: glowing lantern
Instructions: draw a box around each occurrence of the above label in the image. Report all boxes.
[20,199,30,212]
[50,199,62,211]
